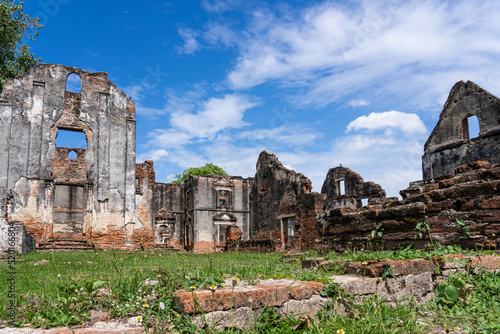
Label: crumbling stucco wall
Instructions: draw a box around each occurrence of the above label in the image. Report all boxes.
[0,188,35,254]
[321,166,387,210]
[0,64,141,248]
[184,175,252,253]
[423,81,500,179]
[153,182,185,250]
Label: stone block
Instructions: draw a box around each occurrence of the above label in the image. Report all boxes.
[278,295,329,318]
[301,258,324,269]
[384,259,437,276]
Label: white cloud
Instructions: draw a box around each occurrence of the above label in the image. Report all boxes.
[216,0,500,110]
[170,94,257,138]
[137,149,169,163]
[177,28,200,55]
[148,129,194,148]
[350,99,369,107]
[346,111,427,135]
[201,0,236,13]
[237,124,319,146]
[122,84,144,101]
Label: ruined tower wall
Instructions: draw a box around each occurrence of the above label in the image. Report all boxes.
[423,81,500,179]
[0,64,139,247]
[321,166,387,210]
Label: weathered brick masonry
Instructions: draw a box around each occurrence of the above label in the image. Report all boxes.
[317,161,500,251]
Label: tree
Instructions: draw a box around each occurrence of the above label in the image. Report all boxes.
[0,0,42,92]
[172,163,227,184]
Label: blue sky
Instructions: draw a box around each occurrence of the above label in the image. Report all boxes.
[23,0,500,196]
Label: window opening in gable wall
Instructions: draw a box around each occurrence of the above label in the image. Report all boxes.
[461,115,480,139]
[66,73,81,93]
[56,129,87,149]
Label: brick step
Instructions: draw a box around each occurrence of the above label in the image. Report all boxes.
[37,239,95,251]
[37,247,95,251]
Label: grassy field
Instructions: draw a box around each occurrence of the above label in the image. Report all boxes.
[1,246,499,333]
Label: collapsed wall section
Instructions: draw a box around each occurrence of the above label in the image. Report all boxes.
[321,166,387,210]
[249,151,324,250]
[316,161,500,251]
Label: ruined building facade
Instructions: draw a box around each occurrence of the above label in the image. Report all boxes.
[0,64,254,253]
[321,166,388,210]
[1,64,498,253]
[248,151,325,250]
[0,64,143,250]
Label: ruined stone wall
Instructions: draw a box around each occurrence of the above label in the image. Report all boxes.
[423,81,500,179]
[0,64,140,248]
[321,166,387,210]
[316,161,500,251]
[249,151,323,251]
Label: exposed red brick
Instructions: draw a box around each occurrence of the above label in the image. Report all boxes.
[480,196,500,210]
[469,256,500,269]
[174,285,290,314]
[289,281,325,300]
[455,161,491,174]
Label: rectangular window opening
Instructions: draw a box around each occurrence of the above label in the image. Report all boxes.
[56,129,87,149]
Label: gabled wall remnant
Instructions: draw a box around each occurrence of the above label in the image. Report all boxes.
[321,166,387,210]
[423,81,500,179]
[249,151,324,250]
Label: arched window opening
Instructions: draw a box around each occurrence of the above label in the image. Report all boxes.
[66,73,81,93]
[56,129,87,149]
[461,115,480,139]
[68,150,77,159]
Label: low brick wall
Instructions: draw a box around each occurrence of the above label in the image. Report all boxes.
[317,162,500,251]
[174,254,500,330]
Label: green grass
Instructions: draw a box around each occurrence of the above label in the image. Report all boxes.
[1,246,499,333]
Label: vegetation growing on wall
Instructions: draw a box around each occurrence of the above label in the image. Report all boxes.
[172,163,227,184]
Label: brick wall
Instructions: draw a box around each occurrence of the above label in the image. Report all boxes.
[315,161,500,251]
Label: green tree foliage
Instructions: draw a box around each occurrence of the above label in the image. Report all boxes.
[172,163,227,184]
[0,0,42,92]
